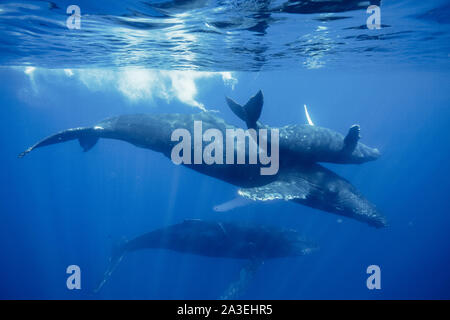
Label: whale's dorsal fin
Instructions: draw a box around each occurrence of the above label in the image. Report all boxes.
[226,90,263,130]
[303,104,314,126]
[343,124,360,154]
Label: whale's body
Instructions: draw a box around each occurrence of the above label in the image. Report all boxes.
[19,92,386,227]
[119,219,316,259]
[95,219,317,293]
[95,112,275,188]
[276,123,380,164]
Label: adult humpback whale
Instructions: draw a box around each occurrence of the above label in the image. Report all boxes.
[19,91,386,227]
[95,219,317,296]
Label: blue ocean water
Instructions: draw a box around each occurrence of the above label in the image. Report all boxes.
[0,0,449,299]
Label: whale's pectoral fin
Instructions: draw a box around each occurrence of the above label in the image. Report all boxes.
[18,127,101,158]
[342,124,360,154]
[238,171,312,202]
[226,90,263,130]
[220,259,262,300]
[93,238,127,294]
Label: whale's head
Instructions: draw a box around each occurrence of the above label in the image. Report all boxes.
[296,167,388,228]
[334,187,387,228]
[351,143,381,163]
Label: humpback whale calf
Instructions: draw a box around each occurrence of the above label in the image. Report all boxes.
[95,219,317,295]
[19,91,386,227]
[225,90,381,164]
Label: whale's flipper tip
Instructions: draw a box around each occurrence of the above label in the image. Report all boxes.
[213,196,253,212]
[226,90,264,130]
[18,148,32,158]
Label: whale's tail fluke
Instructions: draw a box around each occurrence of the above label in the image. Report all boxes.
[18,127,101,158]
[226,90,263,130]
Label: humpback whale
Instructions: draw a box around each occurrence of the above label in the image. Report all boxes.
[95,219,317,294]
[19,91,386,227]
[226,90,380,164]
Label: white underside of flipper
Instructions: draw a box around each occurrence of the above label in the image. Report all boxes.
[213,196,253,212]
[303,104,314,126]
